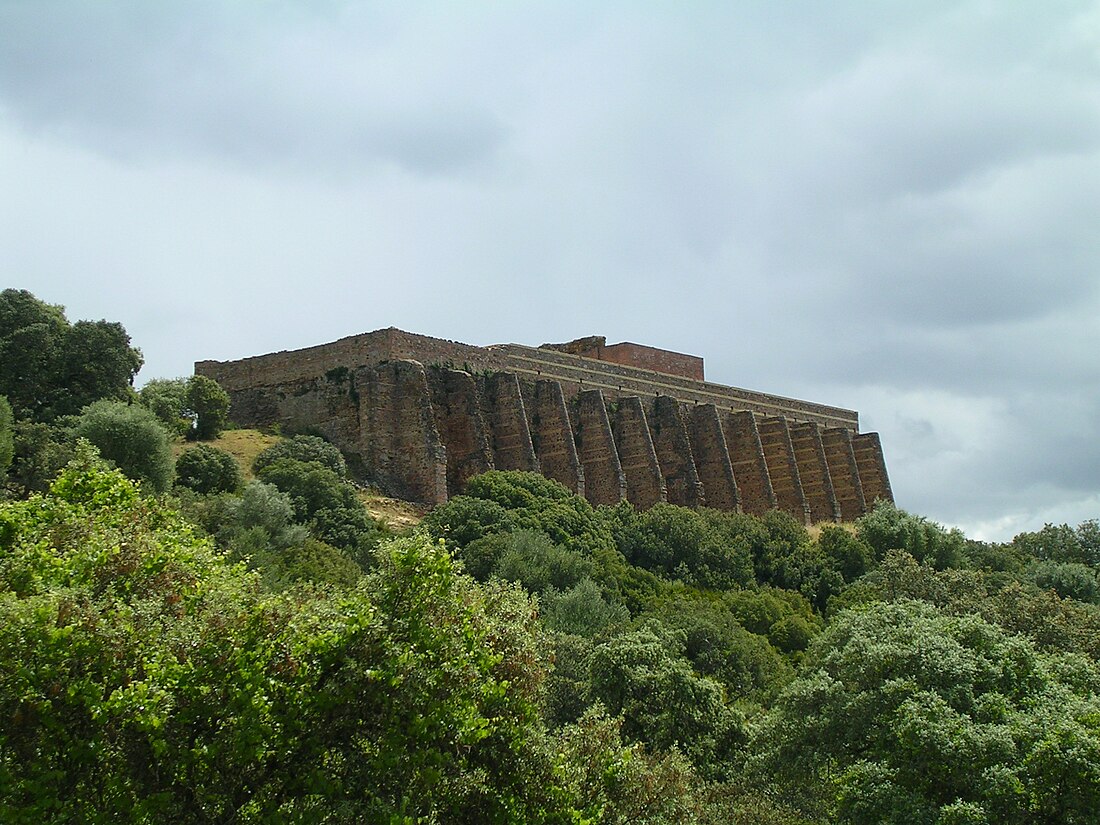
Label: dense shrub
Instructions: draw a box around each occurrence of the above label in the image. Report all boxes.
[174,444,242,495]
[72,400,174,493]
[752,600,1100,824]
[0,395,12,475]
[856,501,965,569]
[252,434,347,477]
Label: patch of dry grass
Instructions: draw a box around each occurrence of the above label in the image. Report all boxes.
[171,429,281,480]
[173,429,426,530]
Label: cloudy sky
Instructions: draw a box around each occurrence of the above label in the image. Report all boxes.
[3,1,1099,540]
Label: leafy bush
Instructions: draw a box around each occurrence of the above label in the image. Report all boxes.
[1030,560,1100,604]
[184,375,230,440]
[752,600,1100,823]
[174,444,242,495]
[256,458,383,563]
[138,377,191,436]
[613,503,754,590]
[252,434,347,477]
[0,459,589,821]
[588,620,747,779]
[540,578,629,637]
[856,501,965,569]
[0,395,12,475]
[463,470,617,558]
[72,400,174,493]
[490,529,598,594]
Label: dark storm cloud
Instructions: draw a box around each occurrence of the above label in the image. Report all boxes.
[2,1,1099,539]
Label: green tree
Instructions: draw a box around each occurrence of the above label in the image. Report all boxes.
[72,400,174,493]
[614,503,754,590]
[138,377,191,435]
[55,320,143,416]
[256,458,383,562]
[174,445,242,495]
[252,434,347,477]
[0,458,581,822]
[184,375,230,440]
[588,620,747,778]
[0,289,142,420]
[752,600,1100,824]
[856,501,965,569]
[1013,521,1100,567]
[0,396,12,476]
[8,420,73,495]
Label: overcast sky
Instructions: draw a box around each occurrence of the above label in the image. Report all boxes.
[3,1,1099,541]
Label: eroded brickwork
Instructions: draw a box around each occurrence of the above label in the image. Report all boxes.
[689,404,740,512]
[612,396,666,510]
[852,432,894,507]
[758,416,810,524]
[723,412,777,517]
[196,327,893,520]
[573,390,627,507]
[788,422,841,524]
[821,427,867,521]
[358,360,447,504]
[427,367,494,496]
[648,396,704,508]
[480,372,539,473]
[523,379,585,496]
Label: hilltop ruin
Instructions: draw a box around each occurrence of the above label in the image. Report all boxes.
[196,328,892,522]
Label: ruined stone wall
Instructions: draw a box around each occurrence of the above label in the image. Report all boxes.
[196,328,892,517]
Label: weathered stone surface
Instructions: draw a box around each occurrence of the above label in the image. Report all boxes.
[523,378,584,496]
[480,372,539,473]
[612,396,666,510]
[723,411,776,516]
[196,327,892,514]
[821,427,867,521]
[427,367,494,496]
[648,396,704,508]
[852,432,894,506]
[573,390,626,506]
[788,421,841,523]
[358,360,447,505]
[689,404,740,512]
[757,416,811,524]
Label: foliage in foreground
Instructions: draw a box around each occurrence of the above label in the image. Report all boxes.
[0,455,728,823]
[753,600,1100,824]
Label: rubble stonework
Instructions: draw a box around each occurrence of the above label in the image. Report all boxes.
[196,328,894,520]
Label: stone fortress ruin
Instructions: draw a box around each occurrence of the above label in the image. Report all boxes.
[196,328,893,523]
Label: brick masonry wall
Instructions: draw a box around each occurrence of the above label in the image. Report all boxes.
[427,367,494,496]
[573,390,627,507]
[491,344,859,430]
[358,360,448,505]
[788,422,841,524]
[757,416,810,523]
[589,342,704,381]
[821,427,867,521]
[196,328,890,519]
[522,378,585,496]
[723,412,777,516]
[689,404,740,512]
[648,396,704,508]
[480,372,539,473]
[612,396,666,510]
[852,432,894,506]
